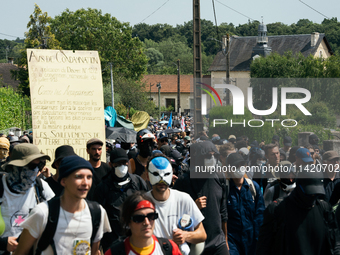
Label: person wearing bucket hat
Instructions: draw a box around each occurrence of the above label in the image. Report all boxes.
[0,144,55,254]
[93,148,148,252]
[44,145,77,197]
[224,153,265,255]
[257,167,340,255]
[16,155,111,255]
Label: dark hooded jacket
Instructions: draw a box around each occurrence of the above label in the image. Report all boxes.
[256,187,340,255]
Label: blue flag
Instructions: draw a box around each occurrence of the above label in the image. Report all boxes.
[161,113,164,120]
[167,112,172,128]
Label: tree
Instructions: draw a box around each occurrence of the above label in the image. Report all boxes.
[11,4,61,96]
[50,8,148,82]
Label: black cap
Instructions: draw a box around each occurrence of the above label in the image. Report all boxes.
[226,153,245,167]
[272,135,280,142]
[110,148,129,163]
[297,165,325,195]
[284,136,292,147]
[52,145,77,169]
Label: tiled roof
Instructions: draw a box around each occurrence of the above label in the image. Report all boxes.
[208,33,332,72]
[0,63,19,89]
[142,74,193,93]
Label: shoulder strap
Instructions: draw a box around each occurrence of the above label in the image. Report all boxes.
[34,177,45,203]
[245,178,256,200]
[156,237,173,255]
[35,197,60,255]
[0,174,4,204]
[86,200,102,244]
[273,184,281,202]
[226,179,230,199]
[130,158,136,174]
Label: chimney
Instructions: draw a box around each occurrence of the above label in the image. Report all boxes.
[7,57,14,65]
[311,32,320,47]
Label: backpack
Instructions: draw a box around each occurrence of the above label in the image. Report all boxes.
[0,174,46,204]
[34,196,101,255]
[112,236,173,255]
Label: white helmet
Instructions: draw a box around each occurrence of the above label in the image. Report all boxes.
[148,156,173,186]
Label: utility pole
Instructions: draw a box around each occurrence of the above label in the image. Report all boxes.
[193,0,203,137]
[225,34,230,105]
[110,63,114,108]
[177,59,181,116]
[157,82,161,119]
[149,83,154,100]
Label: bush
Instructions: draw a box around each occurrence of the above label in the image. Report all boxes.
[208,105,332,146]
[0,86,29,130]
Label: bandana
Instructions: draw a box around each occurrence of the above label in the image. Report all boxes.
[6,165,39,193]
[134,200,155,211]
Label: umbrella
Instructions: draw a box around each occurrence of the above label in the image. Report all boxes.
[105,127,137,143]
[163,128,181,134]
[159,121,168,124]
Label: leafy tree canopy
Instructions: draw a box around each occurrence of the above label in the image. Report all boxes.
[50,8,148,83]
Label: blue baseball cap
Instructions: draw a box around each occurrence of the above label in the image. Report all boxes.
[296,148,314,163]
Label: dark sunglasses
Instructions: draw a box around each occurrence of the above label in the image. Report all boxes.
[26,160,44,171]
[131,212,158,223]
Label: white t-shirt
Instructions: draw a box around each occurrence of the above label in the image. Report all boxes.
[146,189,204,240]
[20,200,111,255]
[0,175,55,238]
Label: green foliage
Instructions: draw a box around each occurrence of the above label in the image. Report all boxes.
[51,8,148,83]
[208,105,332,146]
[250,51,340,114]
[0,86,29,130]
[103,78,157,117]
[0,39,24,64]
[11,4,61,96]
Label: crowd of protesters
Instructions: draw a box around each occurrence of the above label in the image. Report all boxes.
[0,117,340,255]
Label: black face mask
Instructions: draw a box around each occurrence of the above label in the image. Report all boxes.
[121,143,131,150]
[138,141,153,158]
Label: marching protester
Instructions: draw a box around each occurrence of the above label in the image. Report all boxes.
[225,153,265,255]
[94,148,148,252]
[145,155,207,250]
[256,166,340,255]
[45,145,77,197]
[16,155,111,255]
[104,191,182,255]
[86,138,111,200]
[128,129,155,188]
[0,144,54,254]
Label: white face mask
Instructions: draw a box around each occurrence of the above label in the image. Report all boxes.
[233,167,246,179]
[115,165,128,178]
[204,155,217,167]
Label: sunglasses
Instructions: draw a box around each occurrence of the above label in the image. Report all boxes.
[131,212,158,223]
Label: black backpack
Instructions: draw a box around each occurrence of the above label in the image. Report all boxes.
[111,236,173,255]
[34,196,101,255]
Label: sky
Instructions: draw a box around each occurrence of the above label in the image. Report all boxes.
[1,0,339,40]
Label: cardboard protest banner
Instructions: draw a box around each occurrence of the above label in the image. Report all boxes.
[27,49,106,167]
